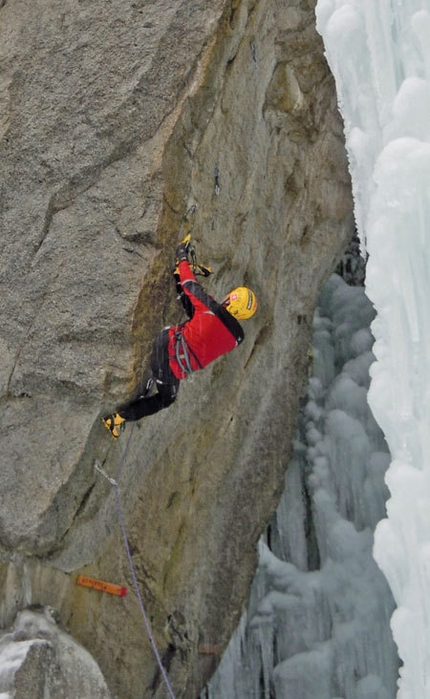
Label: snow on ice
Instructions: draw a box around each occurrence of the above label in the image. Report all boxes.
[0,609,111,697]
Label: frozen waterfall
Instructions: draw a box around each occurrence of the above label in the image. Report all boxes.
[203,256,399,699]
[205,1,430,697]
[317,1,430,697]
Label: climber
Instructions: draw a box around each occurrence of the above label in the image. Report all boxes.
[102,238,257,439]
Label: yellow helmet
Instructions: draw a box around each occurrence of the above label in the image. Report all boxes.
[222,287,257,320]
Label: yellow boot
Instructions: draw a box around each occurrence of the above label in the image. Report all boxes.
[101,413,126,440]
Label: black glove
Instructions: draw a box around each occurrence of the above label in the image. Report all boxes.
[175,243,189,264]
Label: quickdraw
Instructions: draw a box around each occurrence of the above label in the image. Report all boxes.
[174,330,194,377]
[173,330,203,377]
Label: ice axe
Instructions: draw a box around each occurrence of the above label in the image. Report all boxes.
[176,231,213,278]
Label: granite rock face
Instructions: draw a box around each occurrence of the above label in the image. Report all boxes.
[0,0,353,697]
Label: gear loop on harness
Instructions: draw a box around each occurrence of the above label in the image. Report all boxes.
[173,328,204,378]
[174,330,194,377]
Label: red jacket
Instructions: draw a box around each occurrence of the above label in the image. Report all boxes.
[167,260,244,379]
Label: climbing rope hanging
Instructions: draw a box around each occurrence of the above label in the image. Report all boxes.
[95,425,177,699]
[95,222,218,697]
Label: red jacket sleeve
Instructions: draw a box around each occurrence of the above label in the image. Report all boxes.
[178,260,214,314]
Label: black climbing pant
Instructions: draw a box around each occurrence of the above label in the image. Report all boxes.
[119,329,179,421]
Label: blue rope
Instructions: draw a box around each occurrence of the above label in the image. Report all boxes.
[105,424,177,699]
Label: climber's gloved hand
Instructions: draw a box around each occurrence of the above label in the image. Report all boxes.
[175,243,189,264]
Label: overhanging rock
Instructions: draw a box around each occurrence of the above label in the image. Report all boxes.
[0,0,353,696]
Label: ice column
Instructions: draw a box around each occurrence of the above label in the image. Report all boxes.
[204,268,399,699]
[315,2,430,696]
